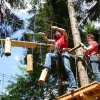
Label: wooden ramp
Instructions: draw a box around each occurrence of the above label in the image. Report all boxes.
[56,81,100,100]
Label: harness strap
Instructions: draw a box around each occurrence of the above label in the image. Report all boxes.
[90,61,99,63]
[62,55,70,60]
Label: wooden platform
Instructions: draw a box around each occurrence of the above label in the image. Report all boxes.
[56,81,100,100]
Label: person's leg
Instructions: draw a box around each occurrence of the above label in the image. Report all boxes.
[90,55,100,82]
[61,51,77,88]
[44,52,59,70]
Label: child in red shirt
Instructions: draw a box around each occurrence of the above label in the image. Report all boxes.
[83,34,100,82]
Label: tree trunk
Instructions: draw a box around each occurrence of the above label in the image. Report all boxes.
[67,0,89,87]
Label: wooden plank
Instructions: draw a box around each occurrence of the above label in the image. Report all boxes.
[0,39,54,49]
[69,44,81,53]
[0,39,81,55]
[86,87,100,98]
[56,82,100,100]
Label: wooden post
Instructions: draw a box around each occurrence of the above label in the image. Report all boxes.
[27,54,33,73]
[38,68,48,85]
[5,37,11,56]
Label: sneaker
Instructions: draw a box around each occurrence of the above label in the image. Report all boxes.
[72,87,77,89]
[56,80,62,86]
[62,81,69,86]
[56,81,69,86]
[67,87,77,92]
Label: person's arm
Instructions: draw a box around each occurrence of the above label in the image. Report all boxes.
[37,32,54,44]
[84,45,93,51]
[44,36,54,44]
[51,26,68,38]
[80,43,93,51]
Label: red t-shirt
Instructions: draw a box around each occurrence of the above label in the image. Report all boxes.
[86,41,98,56]
[54,35,68,50]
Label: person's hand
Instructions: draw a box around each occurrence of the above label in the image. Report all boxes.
[51,26,58,30]
[38,32,46,36]
[80,43,85,47]
[80,43,87,50]
[43,35,48,42]
[62,48,67,51]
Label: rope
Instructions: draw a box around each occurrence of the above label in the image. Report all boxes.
[32,12,36,55]
[0,40,4,57]
[0,27,4,57]
[32,34,34,54]
[50,23,55,52]
[75,56,78,88]
[2,74,4,95]
[22,29,27,49]
[38,84,41,99]
[39,42,43,64]
[11,13,15,33]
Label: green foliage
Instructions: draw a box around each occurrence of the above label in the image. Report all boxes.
[84,23,97,34]
[8,0,26,9]
[3,0,74,99]
[23,33,34,42]
[48,0,70,30]
[28,3,53,35]
[81,22,100,47]
[4,0,100,99]
[3,64,44,99]
[83,22,100,43]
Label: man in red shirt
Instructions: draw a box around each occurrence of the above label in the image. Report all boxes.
[43,26,77,91]
[83,34,100,82]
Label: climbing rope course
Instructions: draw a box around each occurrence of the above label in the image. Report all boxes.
[0,0,100,99]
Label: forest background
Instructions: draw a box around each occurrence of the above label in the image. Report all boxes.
[0,0,100,99]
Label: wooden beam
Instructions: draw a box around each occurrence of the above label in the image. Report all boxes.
[0,39,54,49]
[0,39,81,55]
[56,81,100,100]
[69,44,81,52]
